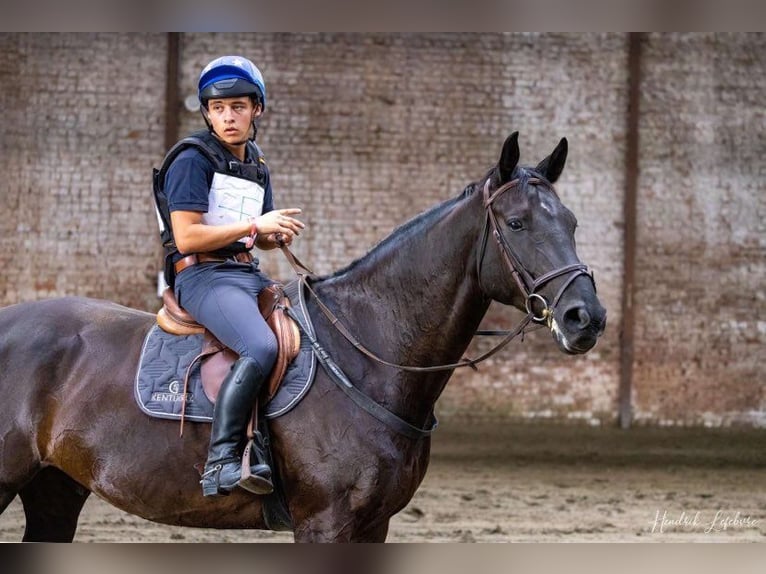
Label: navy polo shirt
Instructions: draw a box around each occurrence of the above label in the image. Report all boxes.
[164,144,274,261]
[165,145,274,216]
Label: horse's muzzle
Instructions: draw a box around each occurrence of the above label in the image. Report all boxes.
[551,298,607,355]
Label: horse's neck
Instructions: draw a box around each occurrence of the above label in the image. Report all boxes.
[313,190,489,423]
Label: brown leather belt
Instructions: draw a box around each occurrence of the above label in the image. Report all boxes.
[174,252,254,275]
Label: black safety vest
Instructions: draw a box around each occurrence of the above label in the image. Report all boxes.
[152,130,267,287]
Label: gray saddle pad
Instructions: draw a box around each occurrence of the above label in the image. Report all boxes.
[134,280,316,423]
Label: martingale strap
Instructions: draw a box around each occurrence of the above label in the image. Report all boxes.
[284,304,437,439]
[279,243,438,437]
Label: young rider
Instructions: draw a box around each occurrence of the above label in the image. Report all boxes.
[161,55,304,497]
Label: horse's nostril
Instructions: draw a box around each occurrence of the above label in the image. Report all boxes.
[564,306,591,330]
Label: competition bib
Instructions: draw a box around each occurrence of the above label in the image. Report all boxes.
[202,173,266,243]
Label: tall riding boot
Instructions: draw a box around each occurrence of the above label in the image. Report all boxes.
[200,357,274,497]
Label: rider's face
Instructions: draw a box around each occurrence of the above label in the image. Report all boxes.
[206,97,261,145]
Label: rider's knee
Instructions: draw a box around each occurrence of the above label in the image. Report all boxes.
[241,331,277,375]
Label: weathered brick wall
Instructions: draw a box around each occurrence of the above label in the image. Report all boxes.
[177,33,627,425]
[0,33,166,311]
[2,33,763,426]
[632,33,766,426]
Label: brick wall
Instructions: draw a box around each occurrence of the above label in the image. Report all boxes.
[0,33,167,311]
[632,33,766,426]
[1,33,763,426]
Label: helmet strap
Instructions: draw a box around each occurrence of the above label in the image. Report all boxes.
[200,106,214,133]
[249,104,263,142]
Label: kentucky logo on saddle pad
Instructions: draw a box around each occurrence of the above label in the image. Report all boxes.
[134,280,316,422]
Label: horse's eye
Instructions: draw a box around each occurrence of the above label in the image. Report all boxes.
[508,219,524,232]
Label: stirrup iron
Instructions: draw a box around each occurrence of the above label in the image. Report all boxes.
[238,434,274,495]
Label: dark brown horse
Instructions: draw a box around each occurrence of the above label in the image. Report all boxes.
[0,132,605,542]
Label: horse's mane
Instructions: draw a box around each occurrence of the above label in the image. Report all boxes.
[312,164,558,283]
[316,174,488,283]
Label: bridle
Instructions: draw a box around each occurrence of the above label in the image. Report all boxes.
[280,175,594,374]
[477,176,594,328]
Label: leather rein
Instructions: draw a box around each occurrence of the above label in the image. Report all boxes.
[280,176,593,374]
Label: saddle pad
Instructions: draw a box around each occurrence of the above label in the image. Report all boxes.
[134,280,317,423]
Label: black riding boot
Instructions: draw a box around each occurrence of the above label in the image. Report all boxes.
[200,357,274,497]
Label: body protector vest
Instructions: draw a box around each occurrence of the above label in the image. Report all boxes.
[153,130,268,287]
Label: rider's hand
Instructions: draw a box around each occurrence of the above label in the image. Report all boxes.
[254,209,304,240]
[256,232,292,249]
[274,233,292,247]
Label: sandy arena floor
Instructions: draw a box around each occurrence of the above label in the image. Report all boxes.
[2,420,765,542]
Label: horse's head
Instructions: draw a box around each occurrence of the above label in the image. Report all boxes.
[476,132,606,354]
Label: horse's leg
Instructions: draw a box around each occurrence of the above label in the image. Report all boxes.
[293,521,390,543]
[352,521,390,543]
[0,491,17,516]
[0,427,41,520]
[19,467,90,543]
[292,507,391,543]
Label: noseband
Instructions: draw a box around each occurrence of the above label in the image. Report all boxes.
[477,177,594,326]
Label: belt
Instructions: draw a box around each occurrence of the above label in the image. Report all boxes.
[174,252,254,275]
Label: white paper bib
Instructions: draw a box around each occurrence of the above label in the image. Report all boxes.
[202,172,266,243]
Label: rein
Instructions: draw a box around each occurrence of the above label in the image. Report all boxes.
[280,246,531,373]
[278,176,593,374]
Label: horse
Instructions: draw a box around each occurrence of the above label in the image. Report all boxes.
[0,132,606,542]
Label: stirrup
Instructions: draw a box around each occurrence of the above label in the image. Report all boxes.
[239,439,274,495]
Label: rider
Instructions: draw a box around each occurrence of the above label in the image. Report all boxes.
[162,56,304,497]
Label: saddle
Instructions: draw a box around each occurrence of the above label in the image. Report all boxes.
[156,285,301,403]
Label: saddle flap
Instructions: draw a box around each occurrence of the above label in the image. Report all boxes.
[199,334,238,403]
[260,285,302,401]
[258,284,281,320]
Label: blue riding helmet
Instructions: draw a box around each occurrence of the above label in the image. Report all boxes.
[198,56,267,110]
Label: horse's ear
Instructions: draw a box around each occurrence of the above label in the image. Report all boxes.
[498,131,520,184]
[535,137,568,183]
